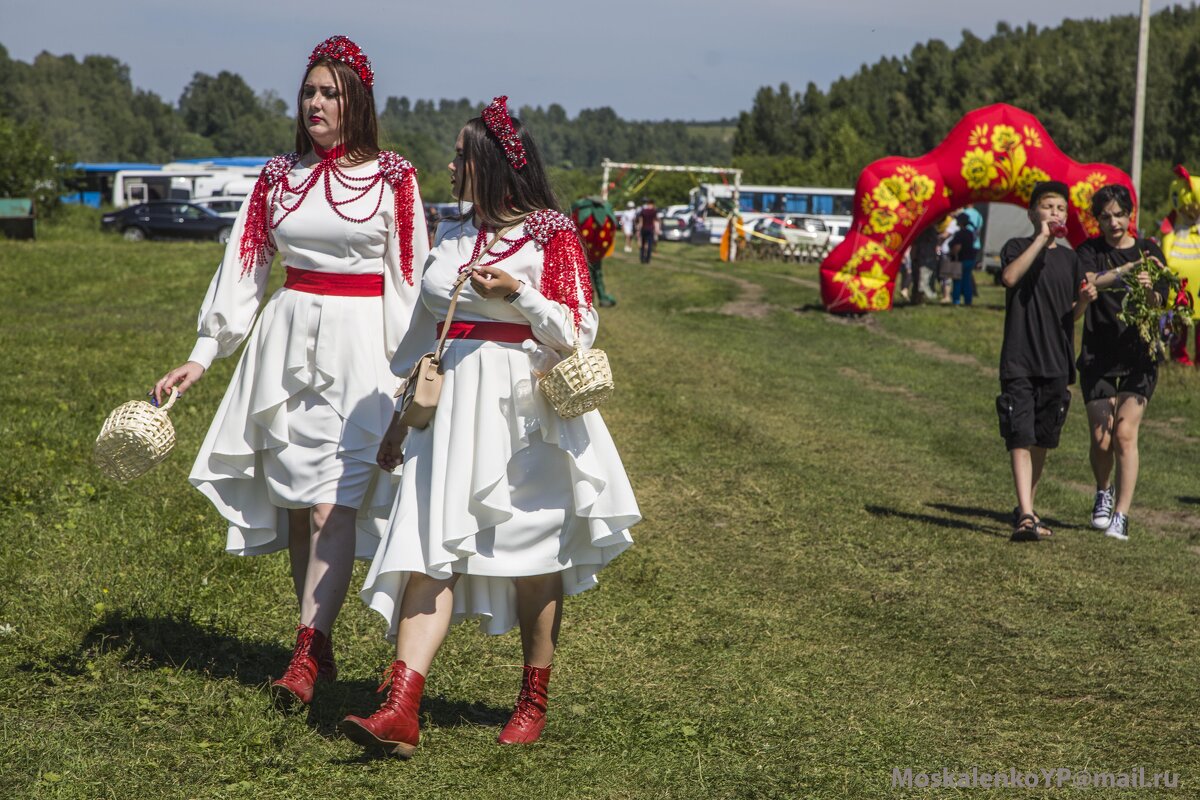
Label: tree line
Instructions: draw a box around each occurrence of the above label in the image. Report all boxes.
[5,4,1199,217]
[0,43,733,208]
[733,4,1200,220]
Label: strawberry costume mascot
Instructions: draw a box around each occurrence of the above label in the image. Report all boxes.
[570,196,620,307]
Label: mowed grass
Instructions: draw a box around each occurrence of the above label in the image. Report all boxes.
[2,218,1200,799]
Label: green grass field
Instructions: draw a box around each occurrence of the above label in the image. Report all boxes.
[3,215,1200,799]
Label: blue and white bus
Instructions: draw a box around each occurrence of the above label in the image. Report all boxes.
[689,183,854,246]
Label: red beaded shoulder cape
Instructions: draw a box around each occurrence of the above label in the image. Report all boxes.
[237,150,419,284]
[523,209,594,327]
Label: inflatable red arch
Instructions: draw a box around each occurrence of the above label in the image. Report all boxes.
[819,103,1135,313]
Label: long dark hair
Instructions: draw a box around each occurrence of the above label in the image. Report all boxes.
[460,115,558,223]
[294,58,379,164]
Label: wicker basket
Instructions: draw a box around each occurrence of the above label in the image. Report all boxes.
[538,341,614,419]
[94,389,178,481]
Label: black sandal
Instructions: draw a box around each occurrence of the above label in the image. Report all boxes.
[1011,513,1041,542]
[1032,517,1053,538]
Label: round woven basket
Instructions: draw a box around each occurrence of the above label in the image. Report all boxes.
[94,389,178,482]
[538,346,614,419]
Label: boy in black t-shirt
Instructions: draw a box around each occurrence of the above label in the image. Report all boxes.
[997,181,1096,541]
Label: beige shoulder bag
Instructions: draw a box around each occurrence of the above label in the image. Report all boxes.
[396,224,519,428]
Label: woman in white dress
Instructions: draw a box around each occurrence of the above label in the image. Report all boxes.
[154,36,431,710]
[340,97,640,757]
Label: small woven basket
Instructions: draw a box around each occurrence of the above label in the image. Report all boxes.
[94,389,178,481]
[538,341,614,419]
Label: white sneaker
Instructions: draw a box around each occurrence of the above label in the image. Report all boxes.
[1091,486,1115,530]
[1105,512,1129,541]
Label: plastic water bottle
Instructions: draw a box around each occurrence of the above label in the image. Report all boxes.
[522,339,560,379]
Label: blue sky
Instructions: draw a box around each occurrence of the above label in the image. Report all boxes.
[0,0,1180,120]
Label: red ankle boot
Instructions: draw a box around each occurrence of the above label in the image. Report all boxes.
[270,625,328,708]
[317,633,336,681]
[340,660,425,758]
[497,665,551,744]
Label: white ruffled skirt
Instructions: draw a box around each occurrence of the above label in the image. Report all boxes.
[189,287,401,558]
[360,338,640,637]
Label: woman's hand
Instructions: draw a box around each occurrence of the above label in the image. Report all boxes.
[154,361,205,405]
[470,265,521,299]
[1134,270,1153,290]
[376,417,409,472]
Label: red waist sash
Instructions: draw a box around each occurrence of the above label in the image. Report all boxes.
[437,320,534,343]
[283,266,383,297]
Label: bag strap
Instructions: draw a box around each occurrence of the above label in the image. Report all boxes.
[431,221,522,364]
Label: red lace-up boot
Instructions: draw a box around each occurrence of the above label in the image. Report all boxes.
[317,633,336,682]
[497,665,551,744]
[340,660,425,758]
[270,625,329,708]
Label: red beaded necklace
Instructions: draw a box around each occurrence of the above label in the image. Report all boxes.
[458,219,532,273]
[267,144,385,230]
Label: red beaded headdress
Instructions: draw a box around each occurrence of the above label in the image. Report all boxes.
[307,35,374,89]
[481,96,527,170]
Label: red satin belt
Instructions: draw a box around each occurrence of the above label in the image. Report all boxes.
[283,267,383,296]
[437,321,534,343]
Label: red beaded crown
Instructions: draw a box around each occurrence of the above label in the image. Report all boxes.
[307,35,374,89]
[481,96,527,170]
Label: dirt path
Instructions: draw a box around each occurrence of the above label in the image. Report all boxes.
[659,264,774,319]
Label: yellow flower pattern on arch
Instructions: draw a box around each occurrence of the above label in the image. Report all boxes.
[962,148,999,190]
[834,246,895,311]
[865,168,937,235]
[959,121,1045,200]
[1071,174,1110,237]
[990,124,1022,153]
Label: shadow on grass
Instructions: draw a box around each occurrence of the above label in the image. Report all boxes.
[75,609,291,684]
[924,502,1079,532]
[55,610,508,743]
[1178,496,1200,506]
[925,502,1012,524]
[864,504,1000,535]
[864,503,1080,536]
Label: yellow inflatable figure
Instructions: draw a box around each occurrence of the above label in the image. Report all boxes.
[1161,165,1200,365]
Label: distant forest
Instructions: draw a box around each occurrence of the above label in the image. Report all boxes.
[733,4,1200,219]
[3,4,1199,212]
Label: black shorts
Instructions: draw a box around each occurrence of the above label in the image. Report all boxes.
[996,376,1071,450]
[1080,367,1157,403]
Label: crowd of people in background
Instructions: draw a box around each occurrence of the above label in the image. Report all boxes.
[900,204,984,306]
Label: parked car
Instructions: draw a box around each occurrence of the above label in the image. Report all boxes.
[749,214,830,248]
[191,195,245,220]
[660,209,693,242]
[101,201,234,243]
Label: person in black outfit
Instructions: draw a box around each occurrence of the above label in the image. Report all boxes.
[949,212,978,306]
[910,224,941,303]
[1076,185,1168,542]
[997,181,1095,540]
[635,198,659,263]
